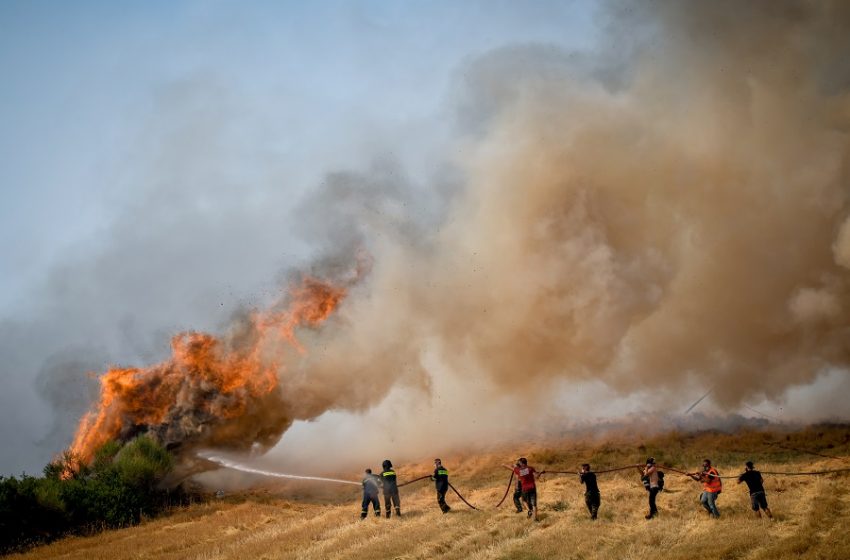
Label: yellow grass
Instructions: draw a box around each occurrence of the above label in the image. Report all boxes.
[13,426,850,560]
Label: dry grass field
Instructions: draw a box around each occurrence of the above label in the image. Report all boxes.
[12,425,850,560]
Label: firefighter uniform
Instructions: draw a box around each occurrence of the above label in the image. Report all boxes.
[432,464,451,513]
[381,460,401,518]
[361,471,382,519]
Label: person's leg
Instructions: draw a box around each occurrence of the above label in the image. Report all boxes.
[384,493,392,518]
[647,488,658,518]
[513,487,524,513]
[751,492,761,518]
[437,489,449,513]
[700,492,720,517]
[590,493,600,520]
[372,495,381,517]
[392,490,401,516]
[529,490,538,520]
[711,492,720,517]
[361,494,370,519]
[759,492,772,519]
[700,491,711,515]
[585,493,594,516]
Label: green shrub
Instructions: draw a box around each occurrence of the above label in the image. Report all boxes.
[0,437,177,554]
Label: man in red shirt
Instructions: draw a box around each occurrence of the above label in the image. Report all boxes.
[504,457,540,521]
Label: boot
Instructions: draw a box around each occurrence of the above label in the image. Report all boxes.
[395,508,401,517]
[375,511,381,517]
[385,511,391,519]
[360,512,367,520]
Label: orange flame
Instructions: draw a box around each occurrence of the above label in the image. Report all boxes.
[67,276,346,466]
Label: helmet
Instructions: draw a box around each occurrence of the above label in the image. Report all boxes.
[382,459,393,469]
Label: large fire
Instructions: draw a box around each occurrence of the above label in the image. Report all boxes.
[68,276,346,466]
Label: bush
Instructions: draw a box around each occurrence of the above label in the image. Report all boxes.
[0,437,177,554]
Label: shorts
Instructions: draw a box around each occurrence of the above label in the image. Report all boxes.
[522,488,537,508]
[750,491,768,511]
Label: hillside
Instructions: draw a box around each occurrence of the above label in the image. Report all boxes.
[12,425,850,560]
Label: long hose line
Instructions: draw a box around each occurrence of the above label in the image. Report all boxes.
[396,474,480,510]
[448,482,479,510]
[655,464,850,479]
[397,474,432,488]
[541,464,641,476]
[494,471,515,508]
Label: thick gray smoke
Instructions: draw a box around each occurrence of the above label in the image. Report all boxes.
[5,0,850,476]
[283,0,850,437]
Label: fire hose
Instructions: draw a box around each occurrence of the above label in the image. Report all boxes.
[494,471,515,508]
[643,463,850,479]
[397,474,480,510]
[397,475,433,488]
[528,462,850,484]
[540,464,642,477]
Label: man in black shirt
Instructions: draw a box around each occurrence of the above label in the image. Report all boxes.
[580,463,601,520]
[738,461,772,518]
[432,458,451,513]
[381,459,401,518]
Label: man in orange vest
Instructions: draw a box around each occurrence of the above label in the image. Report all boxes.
[688,459,722,518]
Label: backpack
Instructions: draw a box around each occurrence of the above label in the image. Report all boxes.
[641,470,665,491]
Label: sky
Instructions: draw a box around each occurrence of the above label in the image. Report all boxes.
[0,0,598,475]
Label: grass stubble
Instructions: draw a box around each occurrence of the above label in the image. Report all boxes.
[12,426,850,560]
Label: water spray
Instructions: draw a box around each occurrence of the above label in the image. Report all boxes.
[201,454,360,486]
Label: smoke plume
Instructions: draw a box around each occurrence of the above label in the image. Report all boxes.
[65,0,850,470]
[291,0,850,415]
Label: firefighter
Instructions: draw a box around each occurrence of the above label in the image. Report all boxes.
[381,459,401,518]
[431,458,451,513]
[360,468,382,519]
[688,459,722,518]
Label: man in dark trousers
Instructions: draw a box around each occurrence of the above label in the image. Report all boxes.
[512,460,524,513]
[432,458,451,513]
[738,461,772,519]
[381,459,401,518]
[360,468,382,519]
[504,457,540,521]
[640,457,661,519]
[580,463,600,520]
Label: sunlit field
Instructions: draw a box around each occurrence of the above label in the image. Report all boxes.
[13,425,850,560]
